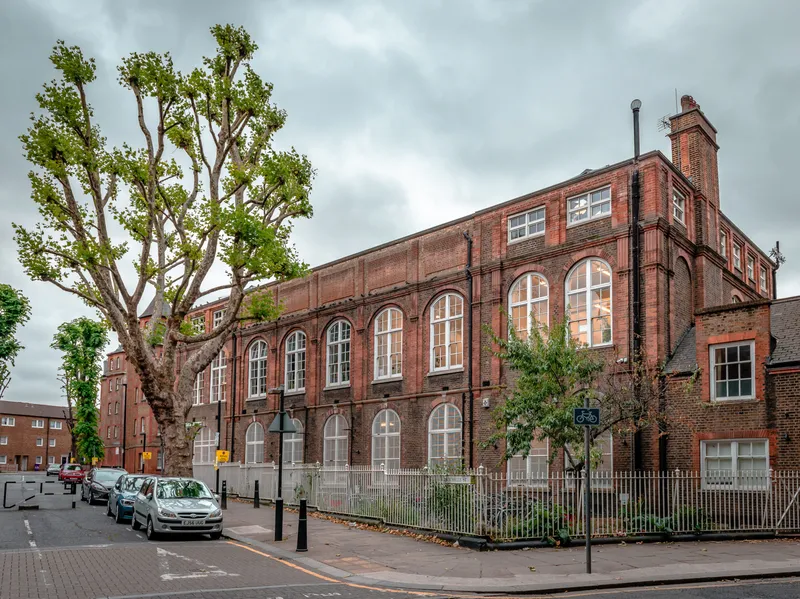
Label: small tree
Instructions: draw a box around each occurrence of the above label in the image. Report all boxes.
[0,284,32,399]
[56,370,78,459]
[15,25,314,475]
[486,317,660,471]
[51,318,108,463]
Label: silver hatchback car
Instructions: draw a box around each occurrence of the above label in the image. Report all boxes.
[132,477,223,541]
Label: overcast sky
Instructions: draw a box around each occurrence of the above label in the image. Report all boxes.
[1,0,799,406]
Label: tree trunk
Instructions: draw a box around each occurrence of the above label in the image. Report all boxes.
[161,412,194,477]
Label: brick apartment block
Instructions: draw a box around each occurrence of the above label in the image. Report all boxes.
[0,401,73,471]
[98,95,797,483]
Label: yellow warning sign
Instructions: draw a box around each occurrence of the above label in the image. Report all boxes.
[142,451,152,460]
[91,457,99,465]
[216,450,230,463]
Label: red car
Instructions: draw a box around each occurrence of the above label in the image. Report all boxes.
[59,463,85,485]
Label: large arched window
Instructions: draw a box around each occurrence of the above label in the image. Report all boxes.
[245,422,264,464]
[372,409,401,472]
[210,350,227,402]
[248,341,268,398]
[375,308,403,379]
[509,273,549,340]
[285,331,306,392]
[193,371,204,405]
[565,258,612,347]
[283,419,304,465]
[323,415,348,468]
[428,403,462,467]
[193,427,215,464]
[430,294,464,371]
[326,321,351,387]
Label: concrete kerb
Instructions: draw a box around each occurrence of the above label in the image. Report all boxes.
[220,528,800,595]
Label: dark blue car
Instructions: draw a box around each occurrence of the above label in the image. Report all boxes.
[107,474,147,523]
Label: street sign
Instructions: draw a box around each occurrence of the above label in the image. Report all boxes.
[142,451,152,460]
[91,457,99,465]
[216,450,230,463]
[573,407,600,426]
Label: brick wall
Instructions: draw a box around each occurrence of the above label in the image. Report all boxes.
[0,410,72,471]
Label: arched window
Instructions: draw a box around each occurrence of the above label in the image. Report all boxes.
[428,403,462,467]
[245,422,264,464]
[210,350,227,402]
[732,295,742,304]
[283,419,304,465]
[372,410,401,472]
[285,331,306,392]
[248,341,268,398]
[326,321,351,387]
[193,427,215,464]
[565,258,612,347]
[193,371,204,405]
[375,308,403,379]
[323,415,348,468]
[509,273,549,340]
[430,294,464,371]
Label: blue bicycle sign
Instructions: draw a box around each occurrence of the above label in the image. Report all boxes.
[573,407,600,426]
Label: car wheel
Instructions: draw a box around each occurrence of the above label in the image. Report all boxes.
[115,505,125,524]
[80,486,86,502]
[209,531,222,540]
[88,491,95,505]
[146,518,158,541]
[106,501,113,517]
[131,515,141,530]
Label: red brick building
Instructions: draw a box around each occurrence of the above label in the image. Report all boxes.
[0,401,73,471]
[99,95,790,479]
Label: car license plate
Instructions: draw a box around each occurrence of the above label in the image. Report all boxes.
[181,519,204,526]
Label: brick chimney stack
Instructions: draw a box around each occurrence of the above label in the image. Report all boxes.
[668,95,720,206]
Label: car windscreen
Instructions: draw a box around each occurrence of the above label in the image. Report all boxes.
[121,477,145,492]
[156,480,213,499]
[95,470,123,483]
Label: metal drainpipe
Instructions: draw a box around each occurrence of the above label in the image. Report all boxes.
[122,383,128,471]
[463,231,474,469]
[230,331,238,461]
[630,99,644,471]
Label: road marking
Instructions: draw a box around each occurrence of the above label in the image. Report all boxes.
[105,581,334,599]
[156,546,240,581]
[23,516,51,588]
[23,518,36,548]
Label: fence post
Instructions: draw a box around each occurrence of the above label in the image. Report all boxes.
[221,480,227,510]
[296,498,308,552]
[254,479,260,509]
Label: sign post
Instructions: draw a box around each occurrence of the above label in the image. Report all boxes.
[573,405,600,575]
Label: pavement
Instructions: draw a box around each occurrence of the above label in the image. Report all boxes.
[221,499,800,594]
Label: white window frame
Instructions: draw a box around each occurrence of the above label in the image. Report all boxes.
[565,258,613,348]
[326,321,351,388]
[212,309,226,328]
[193,427,215,464]
[245,422,264,464]
[248,340,269,398]
[508,273,549,340]
[430,294,464,372]
[0,436,6,445]
[50,420,62,430]
[114,402,119,415]
[210,351,227,403]
[323,415,349,469]
[720,229,728,259]
[193,371,204,405]
[427,403,463,467]
[48,456,56,465]
[36,438,43,447]
[141,419,146,434]
[508,206,545,243]
[567,186,611,225]
[35,456,42,465]
[32,419,44,429]
[49,438,56,447]
[109,379,113,392]
[114,426,118,439]
[283,419,304,465]
[760,267,768,295]
[701,439,769,490]
[372,409,401,479]
[710,340,755,401]
[374,308,403,380]
[285,331,306,393]
[507,435,549,488]
[732,243,742,270]
[107,403,112,415]
[157,450,163,471]
[1,417,15,427]
[747,255,755,281]
[0,456,5,465]
[191,315,206,335]
[107,427,111,439]
[672,189,686,224]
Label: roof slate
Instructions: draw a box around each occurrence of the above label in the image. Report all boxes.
[770,297,800,365]
[664,327,697,374]
[0,400,70,420]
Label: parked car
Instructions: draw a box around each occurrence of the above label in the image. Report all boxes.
[132,477,223,541]
[81,467,127,504]
[58,463,85,485]
[46,463,61,476]
[107,474,147,523]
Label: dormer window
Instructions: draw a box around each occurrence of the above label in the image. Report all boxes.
[567,187,611,225]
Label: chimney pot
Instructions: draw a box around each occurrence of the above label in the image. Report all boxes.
[680,95,699,113]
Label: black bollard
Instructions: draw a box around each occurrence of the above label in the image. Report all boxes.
[274,498,283,541]
[254,480,260,509]
[71,482,76,509]
[221,480,228,510]
[296,498,308,552]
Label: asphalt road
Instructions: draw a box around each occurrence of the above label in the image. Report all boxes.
[2,474,800,598]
